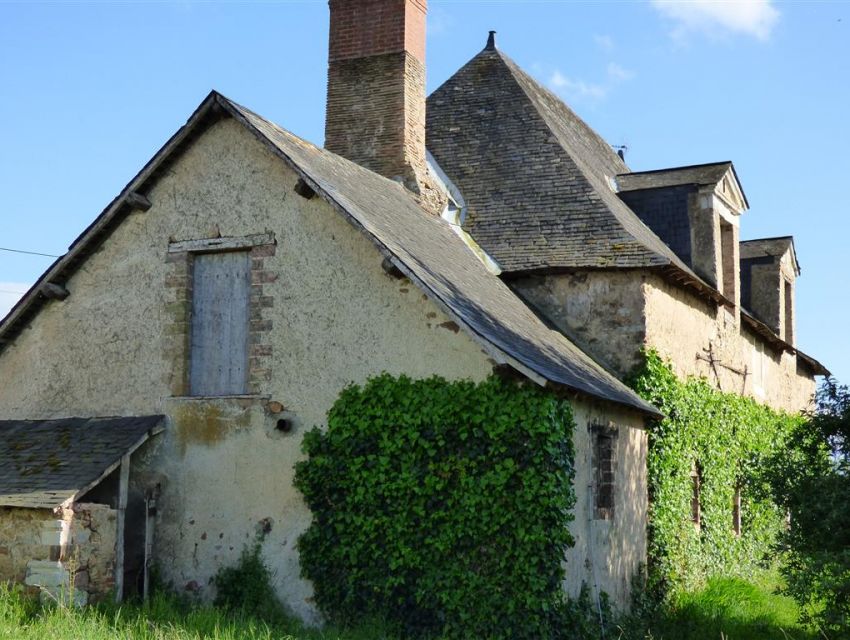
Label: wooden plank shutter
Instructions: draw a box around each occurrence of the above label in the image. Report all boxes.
[189,251,251,396]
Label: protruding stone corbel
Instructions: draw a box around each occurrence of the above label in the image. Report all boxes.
[125,192,152,212]
[40,282,69,301]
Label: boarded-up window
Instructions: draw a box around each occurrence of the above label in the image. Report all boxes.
[189,251,251,396]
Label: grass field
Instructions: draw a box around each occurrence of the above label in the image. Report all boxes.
[632,576,825,640]
[0,576,828,640]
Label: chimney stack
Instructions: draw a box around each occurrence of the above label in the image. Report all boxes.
[325,0,430,194]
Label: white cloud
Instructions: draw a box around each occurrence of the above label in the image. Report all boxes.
[429,7,454,37]
[547,62,635,102]
[549,70,608,100]
[607,62,635,82]
[0,282,30,321]
[594,34,615,51]
[651,0,780,41]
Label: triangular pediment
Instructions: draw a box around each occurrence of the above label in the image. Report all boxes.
[715,166,748,214]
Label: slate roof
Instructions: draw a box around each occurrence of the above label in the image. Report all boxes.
[0,92,660,417]
[617,162,743,198]
[740,236,800,274]
[0,416,163,509]
[226,97,660,416]
[426,45,701,276]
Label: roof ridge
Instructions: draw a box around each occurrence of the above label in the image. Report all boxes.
[621,160,733,177]
[740,235,794,244]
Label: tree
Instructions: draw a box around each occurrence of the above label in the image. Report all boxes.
[770,378,850,634]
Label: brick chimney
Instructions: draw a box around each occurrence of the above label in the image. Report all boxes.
[325,0,430,195]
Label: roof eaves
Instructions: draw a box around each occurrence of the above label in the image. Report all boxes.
[0,90,662,419]
[621,160,732,178]
[222,98,663,418]
[739,309,828,375]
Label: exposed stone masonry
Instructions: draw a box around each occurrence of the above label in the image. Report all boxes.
[0,504,117,604]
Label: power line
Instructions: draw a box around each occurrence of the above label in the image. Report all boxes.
[0,247,62,259]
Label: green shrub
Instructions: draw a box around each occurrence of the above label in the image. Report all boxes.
[294,374,576,639]
[628,351,801,597]
[213,543,287,624]
[768,378,850,634]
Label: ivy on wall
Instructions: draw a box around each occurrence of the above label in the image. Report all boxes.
[294,374,577,639]
[628,350,802,596]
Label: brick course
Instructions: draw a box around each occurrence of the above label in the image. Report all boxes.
[328,0,426,63]
[326,0,432,199]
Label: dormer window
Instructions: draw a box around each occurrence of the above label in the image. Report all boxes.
[720,219,737,303]
[615,162,747,309]
[783,278,794,344]
[740,237,800,346]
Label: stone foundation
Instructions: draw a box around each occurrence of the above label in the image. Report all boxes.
[0,503,117,604]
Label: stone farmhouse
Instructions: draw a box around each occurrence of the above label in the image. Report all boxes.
[0,0,826,619]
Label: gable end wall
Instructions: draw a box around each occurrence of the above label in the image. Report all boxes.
[0,117,647,616]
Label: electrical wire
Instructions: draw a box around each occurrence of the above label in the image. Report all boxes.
[0,247,62,258]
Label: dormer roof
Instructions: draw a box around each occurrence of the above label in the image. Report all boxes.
[740,236,800,275]
[617,161,749,212]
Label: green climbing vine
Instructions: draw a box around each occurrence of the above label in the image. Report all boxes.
[628,350,803,597]
[294,374,577,639]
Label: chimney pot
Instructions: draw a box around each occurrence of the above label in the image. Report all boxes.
[486,30,497,50]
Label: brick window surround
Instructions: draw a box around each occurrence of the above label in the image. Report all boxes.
[591,424,619,520]
[164,233,276,397]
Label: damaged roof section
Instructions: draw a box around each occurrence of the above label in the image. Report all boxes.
[0,416,164,509]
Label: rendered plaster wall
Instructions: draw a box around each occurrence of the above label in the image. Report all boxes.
[643,275,815,413]
[510,271,648,378]
[564,398,647,609]
[0,117,499,621]
[0,116,650,619]
[0,504,117,603]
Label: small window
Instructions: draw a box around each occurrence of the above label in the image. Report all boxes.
[592,426,618,520]
[732,483,742,537]
[719,219,737,303]
[189,251,251,396]
[691,461,702,531]
[783,279,794,344]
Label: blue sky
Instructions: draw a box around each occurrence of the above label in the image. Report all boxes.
[0,0,847,383]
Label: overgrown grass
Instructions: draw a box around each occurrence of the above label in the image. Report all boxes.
[0,583,390,640]
[0,575,829,640]
[626,575,826,640]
